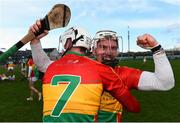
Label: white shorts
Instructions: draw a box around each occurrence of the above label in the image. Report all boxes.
[28,77,38,83]
[8,67,14,71]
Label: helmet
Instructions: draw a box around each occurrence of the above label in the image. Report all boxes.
[59,26,92,50]
[93,30,118,48]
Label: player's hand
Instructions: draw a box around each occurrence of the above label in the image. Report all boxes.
[29,20,49,44]
[137,34,159,50]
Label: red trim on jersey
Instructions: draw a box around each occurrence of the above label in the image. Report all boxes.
[94,114,98,122]
[116,112,122,122]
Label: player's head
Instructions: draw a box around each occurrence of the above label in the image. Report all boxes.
[59,26,92,54]
[92,30,119,67]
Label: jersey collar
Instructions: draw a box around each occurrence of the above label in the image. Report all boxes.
[66,51,85,56]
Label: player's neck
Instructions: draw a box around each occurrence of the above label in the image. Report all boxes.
[69,48,85,55]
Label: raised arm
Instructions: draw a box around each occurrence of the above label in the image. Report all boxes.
[137,34,175,91]
[29,20,53,72]
[30,41,53,72]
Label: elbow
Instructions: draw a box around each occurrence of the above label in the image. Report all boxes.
[159,75,175,91]
[39,65,51,73]
[37,65,46,73]
[164,76,175,91]
[162,67,175,90]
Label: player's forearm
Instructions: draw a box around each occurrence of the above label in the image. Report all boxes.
[138,48,175,91]
[114,88,140,113]
[30,41,53,72]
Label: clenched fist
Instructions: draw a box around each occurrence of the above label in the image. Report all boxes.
[137,34,159,49]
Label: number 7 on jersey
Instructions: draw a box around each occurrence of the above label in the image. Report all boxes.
[51,75,80,117]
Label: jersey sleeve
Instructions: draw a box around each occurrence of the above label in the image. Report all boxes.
[138,52,174,91]
[96,64,140,113]
[114,66,142,89]
[30,41,53,72]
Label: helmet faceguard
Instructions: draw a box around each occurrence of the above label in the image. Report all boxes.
[92,30,120,67]
[92,30,119,49]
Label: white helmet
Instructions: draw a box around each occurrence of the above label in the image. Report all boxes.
[59,26,92,50]
[93,30,118,48]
